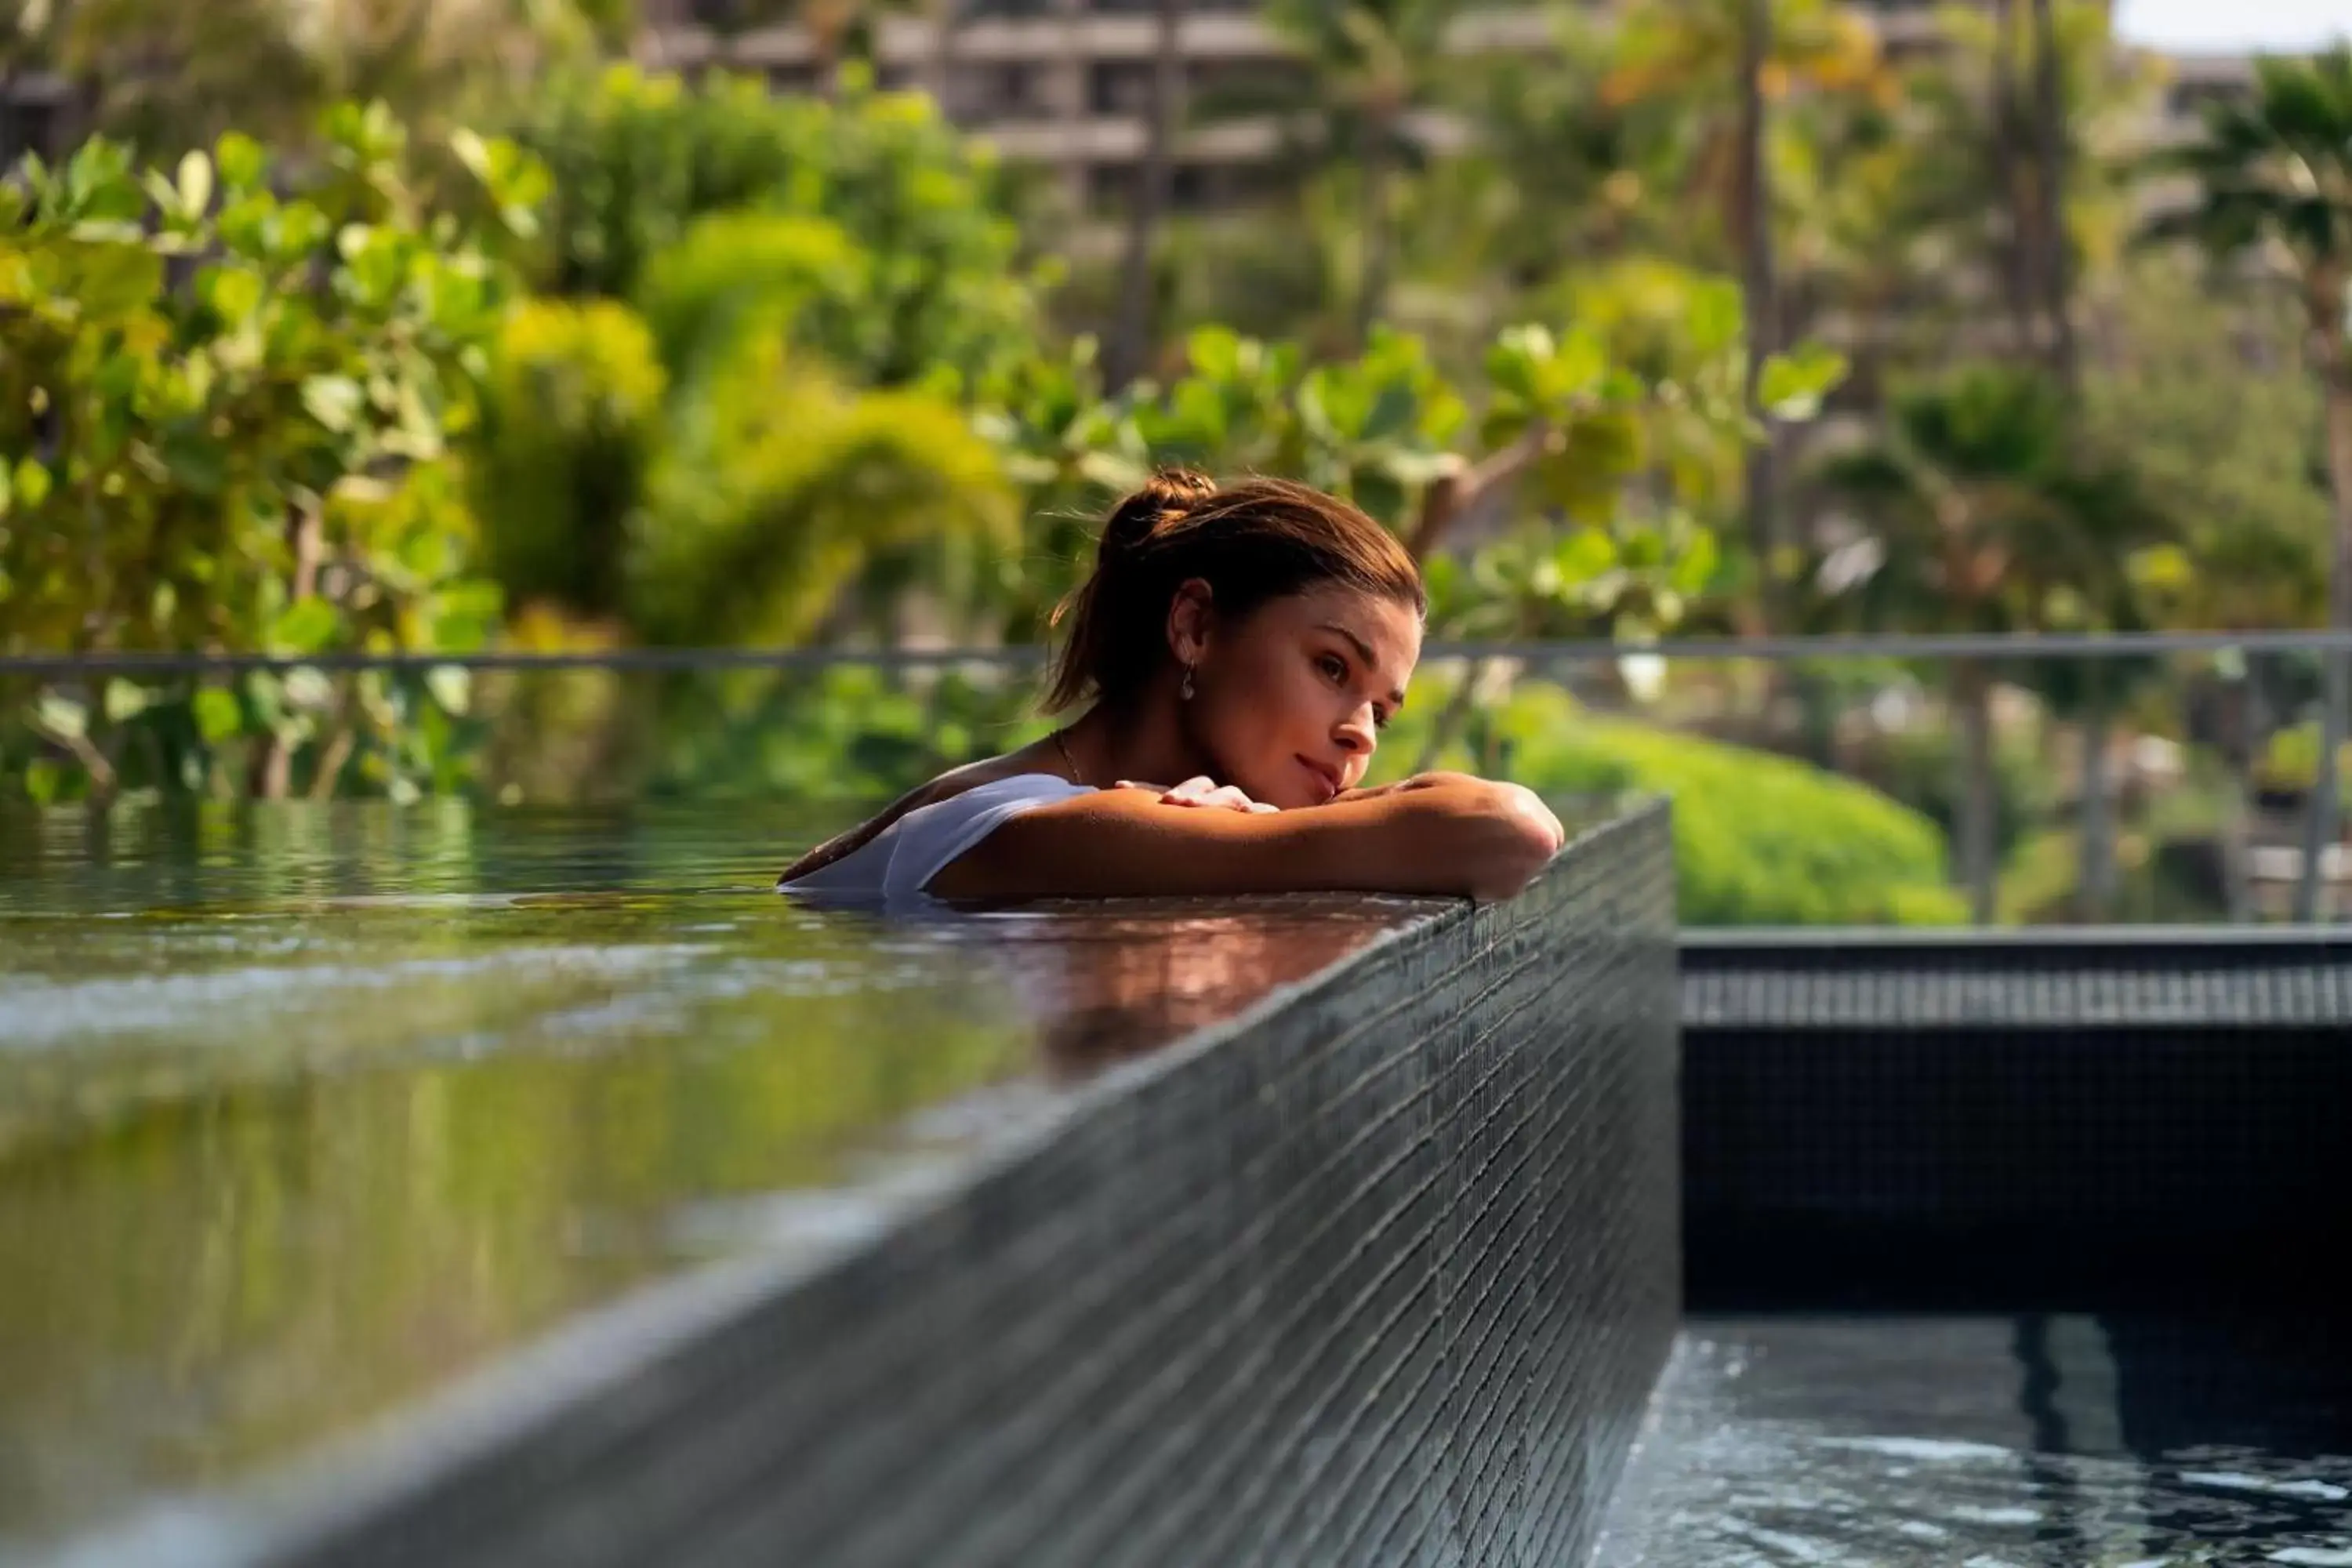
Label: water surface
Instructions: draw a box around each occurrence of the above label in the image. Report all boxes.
[1595,1314,2352,1566]
[0,802,1439,1558]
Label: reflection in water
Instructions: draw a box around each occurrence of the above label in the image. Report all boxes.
[0,803,1436,1557]
[1594,1315,2352,1566]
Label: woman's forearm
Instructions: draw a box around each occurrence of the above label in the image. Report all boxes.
[940,775,1563,902]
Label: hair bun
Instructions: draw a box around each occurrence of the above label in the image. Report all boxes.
[1101,467,1218,560]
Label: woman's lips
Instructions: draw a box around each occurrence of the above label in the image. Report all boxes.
[1297,755,1342,800]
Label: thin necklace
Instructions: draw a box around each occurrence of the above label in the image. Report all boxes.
[1051,728,1087,787]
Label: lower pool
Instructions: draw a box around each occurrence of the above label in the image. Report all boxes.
[1594,1314,2352,1566]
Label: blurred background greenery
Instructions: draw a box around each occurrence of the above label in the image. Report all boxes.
[5,0,2352,926]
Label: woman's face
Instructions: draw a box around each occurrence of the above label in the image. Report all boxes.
[1178,582,1423,811]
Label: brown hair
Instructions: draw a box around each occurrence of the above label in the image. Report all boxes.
[1043,469,1425,715]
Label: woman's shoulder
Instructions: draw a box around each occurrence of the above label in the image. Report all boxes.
[775,746,1077,888]
[908,751,1071,811]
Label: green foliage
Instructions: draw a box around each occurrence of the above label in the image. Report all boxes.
[633,212,866,383]
[1814,361,2175,636]
[0,106,537,800]
[1526,710,1966,927]
[637,341,1014,647]
[2153,45,2352,272]
[498,65,1040,390]
[971,285,1842,652]
[474,299,668,619]
[2082,259,2328,631]
[1859,721,2060,868]
[1387,680,1964,925]
[1140,325,1468,523]
[643,664,1046,804]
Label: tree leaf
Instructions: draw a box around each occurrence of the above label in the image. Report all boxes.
[269,597,342,654]
[13,459,53,511]
[425,665,472,717]
[302,376,365,434]
[1759,344,1849,421]
[103,679,151,724]
[35,691,86,741]
[177,151,213,218]
[193,688,245,744]
[215,132,266,192]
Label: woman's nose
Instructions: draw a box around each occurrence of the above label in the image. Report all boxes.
[1335,709,1376,754]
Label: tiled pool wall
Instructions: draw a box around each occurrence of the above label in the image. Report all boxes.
[1679,930,2352,1309]
[175,804,1679,1568]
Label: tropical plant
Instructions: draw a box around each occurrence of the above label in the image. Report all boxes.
[495,64,1040,389]
[1241,0,1473,343]
[1815,361,2175,921]
[2153,45,2352,919]
[1601,0,1885,625]
[1377,681,1968,925]
[1894,0,2159,365]
[0,103,542,802]
[12,0,630,154]
[1445,9,1658,295]
[1105,0,1186,388]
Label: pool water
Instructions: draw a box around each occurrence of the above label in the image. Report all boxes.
[0,802,1435,1558]
[1595,1314,2352,1566]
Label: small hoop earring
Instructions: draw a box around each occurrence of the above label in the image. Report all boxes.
[1180,665,1196,702]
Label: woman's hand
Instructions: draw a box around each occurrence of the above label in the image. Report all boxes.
[1115,775,1280,814]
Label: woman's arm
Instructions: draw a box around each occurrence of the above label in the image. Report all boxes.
[1331,771,1486,805]
[927,777,1564,903]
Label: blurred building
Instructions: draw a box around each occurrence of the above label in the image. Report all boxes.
[637,0,2259,220]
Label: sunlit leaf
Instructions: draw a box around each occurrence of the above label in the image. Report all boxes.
[269,598,342,655]
[1759,344,1850,422]
[193,688,245,744]
[103,679,151,724]
[176,151,212,218]
[425,665,472,717]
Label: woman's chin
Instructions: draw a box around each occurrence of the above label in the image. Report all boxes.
[1242,774,1317,811]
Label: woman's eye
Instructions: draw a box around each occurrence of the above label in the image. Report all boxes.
[1318,654,1347,683]
[1373,710,1390,731]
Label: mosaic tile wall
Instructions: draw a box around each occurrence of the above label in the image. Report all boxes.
[241,806,1681,1568]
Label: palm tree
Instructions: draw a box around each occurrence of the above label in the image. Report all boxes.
[1819,364,2171,923]
[1106,0,1185,388]
[1444,9,1657,292]
[2027,0,2077,383]
[2156,47,2352,920]
[1603,0,1882,627]
[1878,2,2152,368]
[1250,0,1465,347]
[1734,0,1780,620]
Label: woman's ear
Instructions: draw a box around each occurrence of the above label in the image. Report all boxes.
[1166,577,1216,669]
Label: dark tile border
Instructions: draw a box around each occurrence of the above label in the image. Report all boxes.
[1682,933,2352,1309]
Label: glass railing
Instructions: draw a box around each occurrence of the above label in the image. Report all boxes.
[8,633,2350,928]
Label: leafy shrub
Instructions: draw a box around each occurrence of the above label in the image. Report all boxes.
[0,107,535,800]
[1385,682,1966,926]
[633,212,866,383]
[1858,723,2059,866]
[474,299,668,619]
[635,340,1015,648]
[500,66,1038,390]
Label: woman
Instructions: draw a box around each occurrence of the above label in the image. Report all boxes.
[778,470,1565,904]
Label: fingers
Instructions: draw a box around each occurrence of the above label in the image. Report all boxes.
[1153,775,1276,813]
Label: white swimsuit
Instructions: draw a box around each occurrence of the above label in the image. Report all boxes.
[777,773,1097,902]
